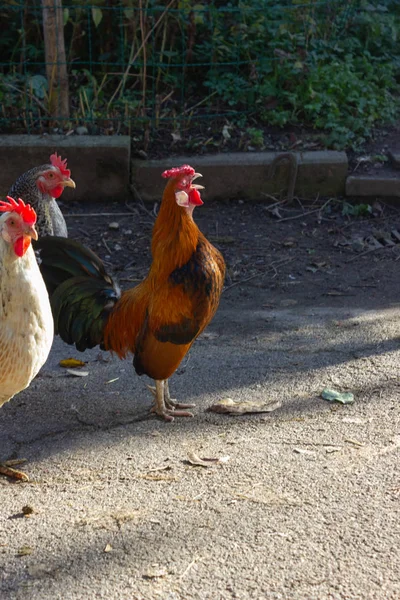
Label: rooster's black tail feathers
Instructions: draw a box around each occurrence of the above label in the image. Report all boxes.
[35,236,120,351]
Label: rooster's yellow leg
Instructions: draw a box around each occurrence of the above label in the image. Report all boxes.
[164,380,195,410]
[148,380,194,421]
[0,461,29,482]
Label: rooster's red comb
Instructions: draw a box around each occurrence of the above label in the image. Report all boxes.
[50,152,71,177]
[162,165,195,179]
[0,197,37,225]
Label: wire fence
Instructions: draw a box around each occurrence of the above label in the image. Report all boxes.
[0,1,398,150]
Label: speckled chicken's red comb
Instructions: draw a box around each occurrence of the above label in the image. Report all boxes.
[0,196,37,225]
[162,165,195,179]
[50,152,71,177]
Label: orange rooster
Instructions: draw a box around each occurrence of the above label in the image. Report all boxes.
[36,165,225,420]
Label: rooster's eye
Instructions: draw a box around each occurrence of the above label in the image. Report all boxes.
[47,172,54,179]
[9,219,15,226]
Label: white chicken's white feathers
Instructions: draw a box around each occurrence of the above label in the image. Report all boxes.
[0,232,53,407]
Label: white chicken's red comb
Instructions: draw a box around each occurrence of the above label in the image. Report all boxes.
[162,165,195,179]
[0,196,37,225]
[50,152,71,177]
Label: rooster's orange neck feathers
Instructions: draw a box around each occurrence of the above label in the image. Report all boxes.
[151,180,199,275]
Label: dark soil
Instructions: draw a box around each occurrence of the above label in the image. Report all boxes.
[62,195,400,315]
[134,119,400,168]
[347,121,400,177]
[35,118,400,171]
[130,121,324,161]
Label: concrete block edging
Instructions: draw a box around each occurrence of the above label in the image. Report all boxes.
[0,135,397,201]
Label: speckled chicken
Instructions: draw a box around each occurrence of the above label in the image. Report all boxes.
[0,197,53,481]
[8,153,75,238]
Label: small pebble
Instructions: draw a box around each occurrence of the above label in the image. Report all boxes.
[75,126,88,135]
[109,222,120,231]
[351,238,364,252]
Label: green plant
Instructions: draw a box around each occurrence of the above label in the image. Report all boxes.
[0,0,399,148]
[246,127,264,148]
[342,202,373,217]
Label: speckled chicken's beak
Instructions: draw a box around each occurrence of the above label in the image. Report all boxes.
[62,177,76,189]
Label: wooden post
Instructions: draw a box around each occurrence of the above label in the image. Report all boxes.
[41,0,69,119]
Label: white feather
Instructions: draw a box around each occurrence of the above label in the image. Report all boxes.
[0,235,53,407]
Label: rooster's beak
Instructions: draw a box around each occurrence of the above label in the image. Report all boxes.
[62,177,76,189]
[191,172,204,190]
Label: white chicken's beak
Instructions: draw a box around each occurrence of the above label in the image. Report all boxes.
[192,184,205,190]
[26,224,38,241]
[192,173,203,181]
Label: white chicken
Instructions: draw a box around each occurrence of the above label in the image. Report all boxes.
[0,197,54,481]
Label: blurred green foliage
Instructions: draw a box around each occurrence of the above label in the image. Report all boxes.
[0,0,399,149]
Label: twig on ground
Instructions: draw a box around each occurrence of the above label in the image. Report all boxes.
[277,198,333,223]
[65,213,137,218]
[77,227,91,237]
[223,257,294,293]
[261,193,282,204]
[179,556,200,579]
[295,196,305,211]
[339,212,398,231]
[310,193,321,206]
[102,237,112,253]
[347,243,400,263]
[346,246,388,263]
[129,184,157,220]
[123,237,148,270]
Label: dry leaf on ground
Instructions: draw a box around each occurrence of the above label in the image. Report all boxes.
[185,451,230,467]
[17,546,33,556]
[208,397,282,415]
[59,358,86,368]
[143,565,168,579]
[66,369,89,377]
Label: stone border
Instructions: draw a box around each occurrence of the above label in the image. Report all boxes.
[132,151,348,202]
[0,135,131,202]
[0,135,399,202]
[346,175,400,199]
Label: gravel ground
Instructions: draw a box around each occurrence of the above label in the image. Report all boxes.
[1,197,400,600]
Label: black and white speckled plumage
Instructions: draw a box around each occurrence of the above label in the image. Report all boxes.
[8,164,68,238]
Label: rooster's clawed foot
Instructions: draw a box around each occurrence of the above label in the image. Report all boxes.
[147,380,195,422]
